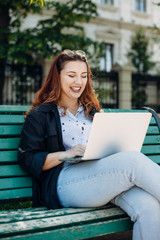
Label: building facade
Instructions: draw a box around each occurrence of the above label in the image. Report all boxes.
[86,0,160,74]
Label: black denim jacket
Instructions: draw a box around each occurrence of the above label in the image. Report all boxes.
[18,102,65,209]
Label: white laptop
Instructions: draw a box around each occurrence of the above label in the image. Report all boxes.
[59,112,152,162]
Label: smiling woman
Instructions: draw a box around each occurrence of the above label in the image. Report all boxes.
[18,50,160,240]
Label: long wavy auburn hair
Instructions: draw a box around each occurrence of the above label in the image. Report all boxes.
[25,50,100,118]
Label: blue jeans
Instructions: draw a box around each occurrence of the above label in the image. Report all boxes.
[57,151,160,240]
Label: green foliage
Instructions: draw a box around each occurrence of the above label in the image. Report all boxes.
[127,28,155,108]
[30,0,46,7]
[132,79,147,109]
[127,28,155,73]
[0,0,100,65]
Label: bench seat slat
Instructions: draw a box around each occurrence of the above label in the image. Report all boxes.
[0,208,128,234]
[0,165,27,177]
[0,151,18,163]
[0,188,32,201]
[0,217,132,240]
[0,207,48,216]
[0,125,23,135]
[0,205,113,222]
[0,206,119,225]
[0,177,32,190]
[0,138,20,149]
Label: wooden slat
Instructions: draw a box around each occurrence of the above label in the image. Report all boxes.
[0,205,114,223]
[0,177,32,190]
[0,207,48,216]
[0,105,30,113]
[0,207,127,235]
[0,115,25,124]
[0,188,32,201]
[0,138,20,149]
[143,135,160,144]
[0,125,23,135]
[0,165,28,177]
[141,145,160,154]
[148,117,156,125]
[0,151,18,163]
[147,126,159,134]
[0,217,133,240]
[148,155,160,164]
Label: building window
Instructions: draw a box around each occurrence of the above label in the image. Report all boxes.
[100,44,113,72]
[101,0,114,6]
[135,0,146,12]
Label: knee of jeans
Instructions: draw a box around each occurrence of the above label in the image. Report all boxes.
[124,151,148,168]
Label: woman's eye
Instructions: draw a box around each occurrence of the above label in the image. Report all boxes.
[82,76,87,78]
[68,75,74,78]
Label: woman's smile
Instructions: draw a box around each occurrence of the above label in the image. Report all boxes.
[70,86,81,93]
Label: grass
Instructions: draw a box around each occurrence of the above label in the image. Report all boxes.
[0,201,32,210]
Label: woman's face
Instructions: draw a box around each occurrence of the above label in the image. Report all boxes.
[59,60,88,102]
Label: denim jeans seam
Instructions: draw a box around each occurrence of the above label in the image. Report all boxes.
[57,169,132,187]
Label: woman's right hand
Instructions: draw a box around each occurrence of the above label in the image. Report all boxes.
[65,144,86,158]
[43,144,86,170]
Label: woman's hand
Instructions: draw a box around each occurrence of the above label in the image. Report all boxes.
[43,144,86,170]
[65,144,86,158]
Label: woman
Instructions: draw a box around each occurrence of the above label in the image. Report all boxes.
[18,50,160,240]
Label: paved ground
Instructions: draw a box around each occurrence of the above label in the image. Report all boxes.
[88,230,132,240]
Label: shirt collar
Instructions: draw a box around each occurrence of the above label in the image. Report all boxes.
[58,102,84,117]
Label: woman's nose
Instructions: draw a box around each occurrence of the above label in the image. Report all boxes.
[75,77,82,84]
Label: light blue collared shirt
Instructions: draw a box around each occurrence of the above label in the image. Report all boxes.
[58,104,92,150]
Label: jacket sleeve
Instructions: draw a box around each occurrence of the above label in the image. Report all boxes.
[18,110,48,180]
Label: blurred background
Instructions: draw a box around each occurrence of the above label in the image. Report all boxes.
[1,0,160,112]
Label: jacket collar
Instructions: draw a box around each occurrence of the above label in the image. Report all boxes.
[37,102,57,112]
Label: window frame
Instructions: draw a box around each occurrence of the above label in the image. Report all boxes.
[100,43,114,72]
[100,0,114,6]
[135,0,147,12]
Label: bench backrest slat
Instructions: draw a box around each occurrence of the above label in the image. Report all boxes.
[143,135,160,145]
[148,155,160,164]
[0,105,160,203]
[141,145,160,155]
[0,188,32,201]
[0,151,18,163]
[0,105,30,113]
[0,165,28,177]
[0,177,32,190]
[0,138,20,149]
[0,125,23,135]
[0,115,25,124]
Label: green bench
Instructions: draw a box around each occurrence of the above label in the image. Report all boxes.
[0,105,160,240]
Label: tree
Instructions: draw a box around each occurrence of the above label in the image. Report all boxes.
[127,28,155,109]
[127,28,155,74]
[0,0,101,104]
